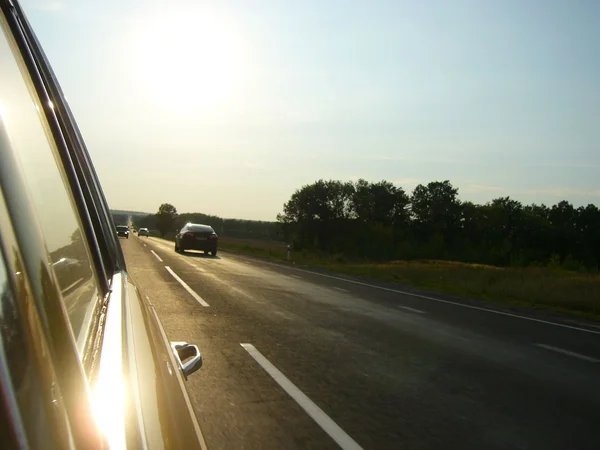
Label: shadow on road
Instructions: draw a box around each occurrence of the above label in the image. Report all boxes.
[181,250,222,260]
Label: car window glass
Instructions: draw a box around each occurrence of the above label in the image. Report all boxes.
[0,28,100,351]
[189,225,214,233]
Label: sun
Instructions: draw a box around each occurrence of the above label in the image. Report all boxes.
[127,7,247,113]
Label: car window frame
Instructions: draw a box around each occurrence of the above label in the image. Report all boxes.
[1,1,124,376]
[10,1,125,285]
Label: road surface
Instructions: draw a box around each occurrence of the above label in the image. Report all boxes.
[121,235,600,450]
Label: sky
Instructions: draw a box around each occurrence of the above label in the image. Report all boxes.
[21,0,600,221]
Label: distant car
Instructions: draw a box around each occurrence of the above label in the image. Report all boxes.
[175,223,218,256]
[138,227,149,237]
[116,225,129,238]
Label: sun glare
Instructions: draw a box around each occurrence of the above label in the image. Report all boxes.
[128,8,247,112]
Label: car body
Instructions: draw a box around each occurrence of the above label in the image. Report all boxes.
[138,227,150,237]
[175,223,218,256]
[116,225,129,238]
[0,2,206,448]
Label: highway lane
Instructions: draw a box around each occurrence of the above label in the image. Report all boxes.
[122,235,600,450]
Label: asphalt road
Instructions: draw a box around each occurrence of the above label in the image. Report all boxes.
[121,235,600,450]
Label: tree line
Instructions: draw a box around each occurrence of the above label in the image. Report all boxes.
[277,179,600,270]
[130,204,281,241]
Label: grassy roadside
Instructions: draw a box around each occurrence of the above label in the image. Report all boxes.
[216,237,600,322]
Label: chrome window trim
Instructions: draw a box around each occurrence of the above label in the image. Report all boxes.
[0,248,29,449]
[0,10,105,447]
[2,0,117,291]
[92,271,127,449]
[1,0,130,372]
[13,0,126,276]
[124,278,151,450]
[0,6,103,371]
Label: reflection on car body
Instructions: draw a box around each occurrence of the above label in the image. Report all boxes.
[52,257,86,292]
[0,1,206,448]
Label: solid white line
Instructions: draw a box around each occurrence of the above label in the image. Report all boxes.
[333,287,349,293]
[240,344,363,450]
[243,260,600,335]
[397,305,426,314]
[150,250,163,262]
[534,344,600,363]
[165,266,210,307]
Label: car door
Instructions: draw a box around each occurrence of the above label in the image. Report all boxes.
[0,1,206,448]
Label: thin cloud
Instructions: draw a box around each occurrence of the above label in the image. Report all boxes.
[391,178,422,187]
[461,184,506,194]
[524,163,598,169]
[366,155,488,166]
[525,188,600,198]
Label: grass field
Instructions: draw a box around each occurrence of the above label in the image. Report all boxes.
[216,237,600,321]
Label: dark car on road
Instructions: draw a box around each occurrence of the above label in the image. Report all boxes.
[116,225,129,238]
[0,1,206,448]
[175,223,218,256]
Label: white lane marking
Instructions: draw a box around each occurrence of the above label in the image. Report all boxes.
[534,344,600,363]
[240,344,363,450]
[397,305,426,314]
[289,274,303,280]
[241,260,600,335]
[165,266,210,307]
[150,250,163,262]
[333,287,349,293]
[143,244,147,247]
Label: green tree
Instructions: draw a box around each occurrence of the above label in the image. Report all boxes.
[352,179,409,227]
[277,177,600,269]
[410,181,461,257]
[549,200,577,262]
[155,203,178,237]
[279,180,355,250]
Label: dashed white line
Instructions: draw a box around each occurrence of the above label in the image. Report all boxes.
[143,244,147,247]
[240,344,363,450]
[150,250,163,262]
[289,275,303,280]
[333,287,349,293]
[397,305,426,314]
[247,260,600,335]
[534,344,600,363]
[165,266,209,307]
